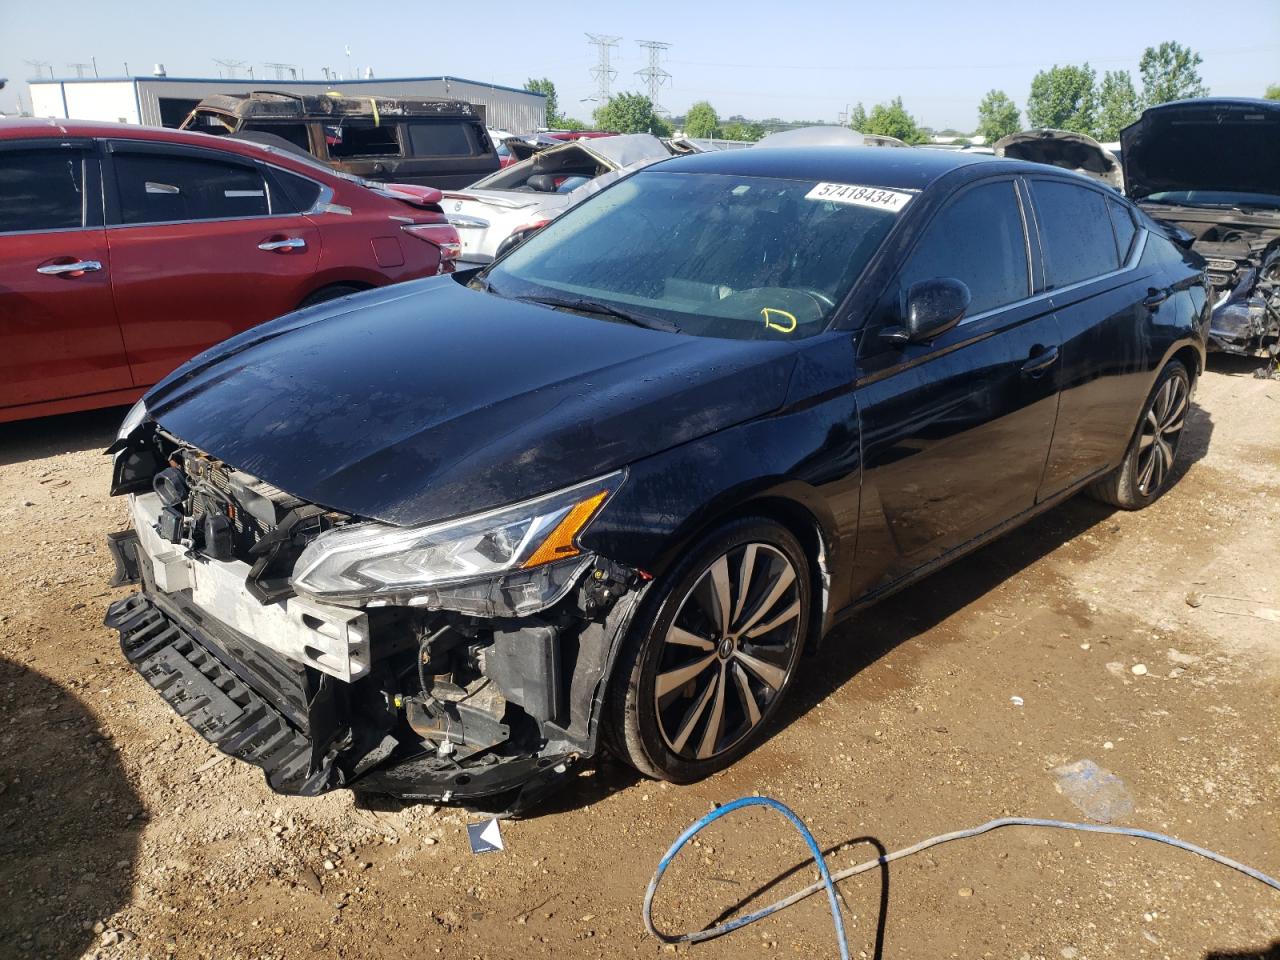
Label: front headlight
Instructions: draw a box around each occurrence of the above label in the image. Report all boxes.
[291,471,624,613]
[117,398,148,440]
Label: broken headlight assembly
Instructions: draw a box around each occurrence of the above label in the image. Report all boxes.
[291,471,624,615]
[116,397,148,440]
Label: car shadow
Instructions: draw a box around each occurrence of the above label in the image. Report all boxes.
[0,654,142,957]
[1204,945,1280,960]
[0,406,127,468]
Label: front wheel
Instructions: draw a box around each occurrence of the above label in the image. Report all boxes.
[604,519,810,782]
[1089,360,1191,509]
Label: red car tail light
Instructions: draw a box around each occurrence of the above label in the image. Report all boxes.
[402,223,462,274]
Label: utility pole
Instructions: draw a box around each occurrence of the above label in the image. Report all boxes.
[213,58,246,79]
[584,34,620,103]
[634,40,671,114]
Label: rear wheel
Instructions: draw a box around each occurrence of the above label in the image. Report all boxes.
[604,519,810,782]
[1089,360,1190,509]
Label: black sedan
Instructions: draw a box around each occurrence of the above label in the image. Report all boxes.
[107,146,1208,810]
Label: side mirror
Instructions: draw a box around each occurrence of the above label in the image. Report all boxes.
[881,277,971,346]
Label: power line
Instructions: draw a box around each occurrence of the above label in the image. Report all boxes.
[585,33,620,103]
[635,40,672,114]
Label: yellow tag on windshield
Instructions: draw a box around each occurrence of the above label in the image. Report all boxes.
[762,307,798,333]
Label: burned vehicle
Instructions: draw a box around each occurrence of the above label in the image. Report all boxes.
[1121,98,1280,357]
[107,147,1207,811]
[441,133,670,264]
[182,90,499,189]
[993,129,1122,191]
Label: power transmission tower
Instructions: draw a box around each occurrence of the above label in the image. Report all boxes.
[263,62,299,81]
[24,59,52,80]
[585,34,620,103]
[66,62,92,78]
[635,40,671,114]
[213,58,246,79]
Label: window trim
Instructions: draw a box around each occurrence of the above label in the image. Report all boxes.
[101,141,330,229]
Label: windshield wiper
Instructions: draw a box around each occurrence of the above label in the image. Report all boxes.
[514,294,682,333]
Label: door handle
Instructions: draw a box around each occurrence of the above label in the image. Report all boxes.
[258,237,307,252]
[36,260,102,276]
[1142,287,1170,308]
[1021,345,1060,377]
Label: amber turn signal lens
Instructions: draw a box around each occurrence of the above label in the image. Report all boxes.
[521,490,610,569]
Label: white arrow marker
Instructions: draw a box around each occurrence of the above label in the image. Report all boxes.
[478,818,504,852]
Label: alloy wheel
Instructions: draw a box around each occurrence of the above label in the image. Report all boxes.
[1136,373,1188,496]
[653,543,802,761]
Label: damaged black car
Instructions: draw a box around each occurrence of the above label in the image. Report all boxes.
[1121,98,1280,357]
[107,147,1207,812]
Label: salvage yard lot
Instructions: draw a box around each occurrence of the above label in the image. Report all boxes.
[1,359,1277,960]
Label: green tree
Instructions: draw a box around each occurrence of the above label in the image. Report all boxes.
[848,102,867,131]
[593,92,671,136]
[1096,69,1141,141]
[863,97,930,144]
[1266,83,1280,101]
[684,100,719,138]
[975,89,1021,143]
[1026,63,1097,135]
[1139,42,1208,106]
[720,120,765,142]
[524,77,564,127]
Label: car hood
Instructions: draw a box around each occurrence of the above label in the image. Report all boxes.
[1120,98,1280,200]
[993,129,1122,190]
[144,278,798,527]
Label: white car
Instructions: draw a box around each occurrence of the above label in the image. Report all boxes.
[442,134,672,265]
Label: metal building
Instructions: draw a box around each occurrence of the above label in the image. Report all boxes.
[27,75,546,134]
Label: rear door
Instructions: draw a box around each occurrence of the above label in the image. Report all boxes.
[849,177,1063,597]
[1028,178,1162,496]
[0,140,132,411]
[102,140,320,387]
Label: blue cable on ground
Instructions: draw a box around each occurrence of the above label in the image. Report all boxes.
[644,797,1280,956]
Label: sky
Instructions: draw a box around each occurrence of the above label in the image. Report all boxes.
[1,0,1277,130]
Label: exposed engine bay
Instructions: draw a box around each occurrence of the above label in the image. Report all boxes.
[1144,204,1280,358]
[105,424,644,812]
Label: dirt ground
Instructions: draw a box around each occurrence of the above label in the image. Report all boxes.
[1,357,1277,960]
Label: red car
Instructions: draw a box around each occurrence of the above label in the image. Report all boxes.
[0,118,461,423]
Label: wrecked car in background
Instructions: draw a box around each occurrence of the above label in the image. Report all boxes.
[754,126,909,149]
[1122,98,1280,357]
[993,129,1122,191]
[441,133,669,264]
[182,90,499,189]
[106,145,1207,812]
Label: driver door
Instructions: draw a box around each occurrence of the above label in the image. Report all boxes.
[848,177,1063,598]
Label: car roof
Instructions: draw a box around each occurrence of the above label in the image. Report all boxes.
[194,90,478,120]
[650,144,1017,190]
[0,117,343,181]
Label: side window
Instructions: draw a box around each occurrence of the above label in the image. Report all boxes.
[896,180,1030,317]
[404,121,481,157]
[242,122,312,153]
[264,167,323,214]
[1107,197,1138,263]
[113,153,269,224]
[1031,180,1122,288]
[0,148,85,233]
[326,123,402,158]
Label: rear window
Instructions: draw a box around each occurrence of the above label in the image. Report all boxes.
[113,153,269,224]
[0,149,85,233]
[1031,180,1122,288]
[326,124,402,158]
[405,121,483,157]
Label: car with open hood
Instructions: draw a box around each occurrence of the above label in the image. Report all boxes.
[440,133,671,265]
[993,129,1122,191]
[106,146,1207,812]
[1121,98,1280,357]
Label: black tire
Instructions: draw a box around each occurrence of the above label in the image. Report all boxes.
[298,284,365,309]
[1088,360,1191,509]
[603,518,810,782]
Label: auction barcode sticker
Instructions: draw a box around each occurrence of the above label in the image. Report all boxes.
[805,183,915,212]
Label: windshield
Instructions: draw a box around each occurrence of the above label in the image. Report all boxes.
[484,170,903,340]
[1144,190,1280,212]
